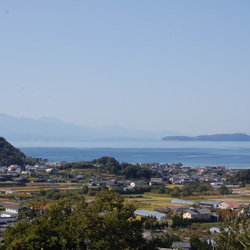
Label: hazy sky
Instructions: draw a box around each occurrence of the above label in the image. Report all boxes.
[1,1,250,135]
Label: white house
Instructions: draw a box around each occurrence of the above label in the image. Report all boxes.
[1,204,20,218]
[218,201,243,210]
[1,204,28,218]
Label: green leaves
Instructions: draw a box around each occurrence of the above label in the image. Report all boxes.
[2,192,158,250]
[216,210,250,250]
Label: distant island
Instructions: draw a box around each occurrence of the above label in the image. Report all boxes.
[161,133,250,141]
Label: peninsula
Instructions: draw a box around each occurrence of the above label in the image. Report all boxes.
[161,133,250,141]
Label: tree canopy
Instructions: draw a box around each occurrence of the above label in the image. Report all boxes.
[230,169,250,185]
[2,191,157,250]
[216,209,250,250]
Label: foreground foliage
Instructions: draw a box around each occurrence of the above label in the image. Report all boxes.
[216,210,250,250]
[2,192,157,250]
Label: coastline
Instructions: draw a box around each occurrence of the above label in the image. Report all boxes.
[21,145,250,169]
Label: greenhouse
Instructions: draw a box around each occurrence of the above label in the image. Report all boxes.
[134,210,166,220]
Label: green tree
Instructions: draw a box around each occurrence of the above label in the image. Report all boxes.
[216,209,250,250]
[217,185,231,195]
[156,233,180,248]
[190,236,212,250]
[2,191,158,250]
[170,187,181,197]
[171,214,192,228]
[230,169,250,185]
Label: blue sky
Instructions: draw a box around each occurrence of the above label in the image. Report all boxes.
[1,1,250,135]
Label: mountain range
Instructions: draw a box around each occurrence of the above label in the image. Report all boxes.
[0,113,176,146]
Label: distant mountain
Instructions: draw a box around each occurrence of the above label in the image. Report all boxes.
[161,133,250,141]
[0,113,177,146]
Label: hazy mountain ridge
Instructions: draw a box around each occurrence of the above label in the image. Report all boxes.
[0,113,176,145]
[162,133,250,141]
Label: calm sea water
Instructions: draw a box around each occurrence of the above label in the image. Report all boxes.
[20,141,250,169]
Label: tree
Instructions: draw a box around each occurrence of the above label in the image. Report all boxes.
[216,209,250,250]
[217,185,231,195]
[156,233,180,248]
[170,187,181,197]
[2,191,158,250]
[171,214,192,228]
[190,236,212,250]
[93,157,121,175]
[230,169,250,185]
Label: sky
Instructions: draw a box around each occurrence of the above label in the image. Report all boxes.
[1,1,250,135]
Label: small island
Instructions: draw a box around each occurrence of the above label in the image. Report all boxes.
[161,133,250,141]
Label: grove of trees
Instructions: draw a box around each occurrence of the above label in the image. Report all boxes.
[2,191,158,250]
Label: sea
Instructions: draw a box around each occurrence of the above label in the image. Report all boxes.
[20,140,250,169]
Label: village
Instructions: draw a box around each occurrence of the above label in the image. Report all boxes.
[0,159,249,249]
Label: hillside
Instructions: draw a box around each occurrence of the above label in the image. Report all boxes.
[161,133,250,141]
[0,137,38,166]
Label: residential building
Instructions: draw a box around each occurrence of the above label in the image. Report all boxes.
[183,208,211,221]
[218,201,243,210]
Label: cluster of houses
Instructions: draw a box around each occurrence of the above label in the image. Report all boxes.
[144,163,231,185]
[0,164,55,183]
[0,160,242,187]
[0,203,25,234]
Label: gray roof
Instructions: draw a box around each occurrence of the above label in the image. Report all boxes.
[199,201,221,206]
[198,208,211,214]
[135,210,166,220]
[184,208,211,215]
[150,178,163,182]
[175,207,189,213]
[171,199,198,205]
[172,241,191,248]
[186,210,198,215]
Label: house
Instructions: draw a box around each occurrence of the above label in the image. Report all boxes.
[198,201,221,208]
[183,208,211,221]
[149,178,164,186]
[36,166,50,172]
[5,190,16,194]
[1,204,28,218]
[6,171,18,177]
[76,175,85,181]
[34,176,47,182]
[169,175,181,184]
[218,201,243,210]
[33,204,49,215]
[14,177,28,183]
[172,241,190,250]
[7,165,19,171]
[0,216,17,233]
[130,180,148,187]
[175,207,189,213]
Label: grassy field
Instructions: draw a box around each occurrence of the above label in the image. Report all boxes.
[125,191,250,211]
[1,181,250,212]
